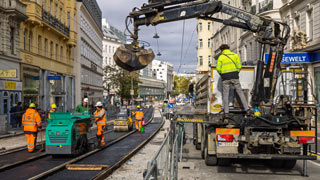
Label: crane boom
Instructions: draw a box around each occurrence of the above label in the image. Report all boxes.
[114,0,290,106]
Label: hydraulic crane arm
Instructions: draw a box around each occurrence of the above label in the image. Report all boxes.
[114,0,290,106]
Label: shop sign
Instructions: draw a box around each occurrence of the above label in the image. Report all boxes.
[48,76,61,80]
[0,69,16,78]
[0,80,22,91]
[264,52,320,64]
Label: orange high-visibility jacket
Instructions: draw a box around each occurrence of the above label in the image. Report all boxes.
[94,108,107,126]
[22,108,42,132]
[133,110,144,120]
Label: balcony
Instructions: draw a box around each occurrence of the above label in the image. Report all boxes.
[0,0,27,20]
[42,9,70,37]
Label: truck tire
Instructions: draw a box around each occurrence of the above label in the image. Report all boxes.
[268,160,284,168]
[205,138,217,166]
[283,160,296,169]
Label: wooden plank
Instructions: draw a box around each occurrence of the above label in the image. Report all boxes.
[66,164,109,171]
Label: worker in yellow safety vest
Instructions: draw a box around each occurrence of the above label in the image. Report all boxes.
[216,44,249,115]
[132,105,144,132]
[22,103,42,152]
[94,101,107,147]
[48,104,57,119]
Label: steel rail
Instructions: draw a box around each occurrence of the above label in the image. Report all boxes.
[28,108,155,180]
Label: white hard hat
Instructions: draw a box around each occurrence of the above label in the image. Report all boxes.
[83,98,89,103]
[95,101,103,107]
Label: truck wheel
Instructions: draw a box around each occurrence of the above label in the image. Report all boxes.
[205,139,217,166]
[268,160,284,168]
[283,160,296,169]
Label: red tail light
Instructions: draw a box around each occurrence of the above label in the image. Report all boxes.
[216,134,234,142]
[298,137,315,144]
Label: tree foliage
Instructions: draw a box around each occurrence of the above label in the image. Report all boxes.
[173,75,192,95]
[103,65,140,99]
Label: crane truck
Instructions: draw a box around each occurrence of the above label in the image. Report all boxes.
[113,0,318,175]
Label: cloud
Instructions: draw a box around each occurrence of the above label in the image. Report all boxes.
[97,0,198,72]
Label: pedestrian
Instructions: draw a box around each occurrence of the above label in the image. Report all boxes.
[93,101,107,147]
[22,103,42,153]
[132,105,144,132]
[10,104,17,128]
[75,98,89,113]
[16,102,23,128]
[216,44,250,115]
[48,104,57,119]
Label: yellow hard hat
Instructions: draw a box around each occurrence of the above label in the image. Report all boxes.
[136,105,141,108]
[29,103,36,108]
[51,104,57,109]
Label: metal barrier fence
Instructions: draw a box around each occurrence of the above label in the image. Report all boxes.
[144,114,184,180]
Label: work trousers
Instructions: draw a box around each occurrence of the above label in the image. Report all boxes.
[96,125,105,146]
[222,79,249,113]
[135,120,142,131]
[25,132,37,152]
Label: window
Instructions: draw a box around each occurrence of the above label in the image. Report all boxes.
[43,0,46,10]
[208,55,211,65]
[109,46,111,53]
[60,46,63,61]
[28,31,32,52]
[294,16,300,31]
[208,38,211,48]
[56,44,58,60]
[199,22,202,31]
[55,4,57,17]
[44,38,48,56]
[67,12,71,28]
[199,39,203,48]
[50,41,53,58]
[307,10,313,40]
[24,29,27,50]
[208,22,211,31]
[10,27,14,54]
[199,56,203,66]
[38,35,41,55]
[49,0,52,14]
[60,8,62,21]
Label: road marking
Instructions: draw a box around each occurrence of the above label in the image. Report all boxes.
[309,160,320,167]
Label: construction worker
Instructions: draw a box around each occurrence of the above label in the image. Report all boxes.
[48,104,57,119]
[94,101,107,147]
[75,98,89,113]
[22,103,42,152]
[132,105,144,132]
[216,44,249,115]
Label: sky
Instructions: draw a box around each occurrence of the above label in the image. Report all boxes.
[96,0,198,73]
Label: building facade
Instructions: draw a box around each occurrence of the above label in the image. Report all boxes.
[19,0,77,112]
[74,0,103,106]
[0,0,27,132]
[152,60,174,96]
[197,19,214,73]
[102,18,126,98]
[139,63,166,101]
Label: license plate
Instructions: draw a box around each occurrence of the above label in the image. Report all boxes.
[218,142,239,147]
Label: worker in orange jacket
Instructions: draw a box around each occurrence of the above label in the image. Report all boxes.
[22,103,42,152]
[48,104,57,119]
[94,101,107,147]
[132,105,144,132]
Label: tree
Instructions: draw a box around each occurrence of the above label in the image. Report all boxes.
[173,75,192,95]
[103,65,140,101]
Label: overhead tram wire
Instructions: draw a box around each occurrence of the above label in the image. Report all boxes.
[181,25,197,69]
[154,26,161,60]
[178,20,186,73]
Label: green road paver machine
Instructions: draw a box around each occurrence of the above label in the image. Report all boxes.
[46,112,92,156]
